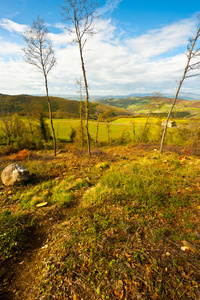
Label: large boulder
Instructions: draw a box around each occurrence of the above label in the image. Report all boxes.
[1,164,30,186]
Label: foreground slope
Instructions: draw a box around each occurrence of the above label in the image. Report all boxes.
[0,145,200,299]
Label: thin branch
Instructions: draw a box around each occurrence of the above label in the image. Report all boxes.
[185,73,200,78]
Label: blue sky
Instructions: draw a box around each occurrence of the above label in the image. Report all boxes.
[0,0,200,96]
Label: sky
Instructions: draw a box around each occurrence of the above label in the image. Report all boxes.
[0,0,200,97]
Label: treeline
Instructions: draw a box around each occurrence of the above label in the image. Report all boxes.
[0,113,52,154]
[0,97,133,154]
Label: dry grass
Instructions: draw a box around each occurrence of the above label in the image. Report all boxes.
[0,144,200,300]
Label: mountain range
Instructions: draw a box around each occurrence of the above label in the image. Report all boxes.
[42,92,200,101]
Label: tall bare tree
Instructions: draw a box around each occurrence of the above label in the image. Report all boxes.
[22,16,57,156]
[61,0,99,155]
[76,77,85,150]
[160,22,200,153]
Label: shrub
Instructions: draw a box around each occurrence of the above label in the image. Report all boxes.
[0,145,14,155]
[69,127,76,142]
[9,149,32,161]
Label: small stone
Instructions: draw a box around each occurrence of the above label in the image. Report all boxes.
[181,246,189,252]
[182,240,197,252]
[41,244,48,249]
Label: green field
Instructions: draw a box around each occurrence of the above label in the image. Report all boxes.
[52,116,198,144]
[0,116,199,148]
[53,119,134,142]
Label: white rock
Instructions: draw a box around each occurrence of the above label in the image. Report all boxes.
[1,164,30,186]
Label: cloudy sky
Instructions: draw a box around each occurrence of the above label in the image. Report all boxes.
[0,0,200,97]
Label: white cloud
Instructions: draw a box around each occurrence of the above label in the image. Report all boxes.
[0,38,22,55]
[126,18,197,59]
[0,18,26,33]
[98,0,123,15]
[49,28,72,46]
[0,15,199,96]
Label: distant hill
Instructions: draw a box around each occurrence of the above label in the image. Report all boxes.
[93,97,150,108]
[1,93,199,120]
[51,91,200,101]
[94,96,200,118]
[0,94,132,119]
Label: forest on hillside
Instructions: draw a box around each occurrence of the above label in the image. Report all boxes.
[0,94,131,119]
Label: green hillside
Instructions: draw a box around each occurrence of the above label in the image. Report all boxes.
[0,94,132,119]
[94,96,150,108]
[94,96,200,119]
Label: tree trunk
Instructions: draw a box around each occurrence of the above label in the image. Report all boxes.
[44,75,57,156]
[160,26,200,153]
[159,85,181,153]
[79,96,83,151]
[78,43,91,155]
[95,120,99,147]
[140,109,152,142]
[106,122,110,144]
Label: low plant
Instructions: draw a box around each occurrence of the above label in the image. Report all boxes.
[0,210,35,259]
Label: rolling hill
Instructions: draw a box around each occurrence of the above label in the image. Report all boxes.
[0,94,132,119]
[94,96,200,118]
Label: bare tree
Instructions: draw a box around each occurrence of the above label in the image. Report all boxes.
[76,77,85,150]
[160,22,200,153]
[61,0,99,155]
[131,122,136,143]
[140,92,164,142]
[22,16,57,156]
[105,120,111,144]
